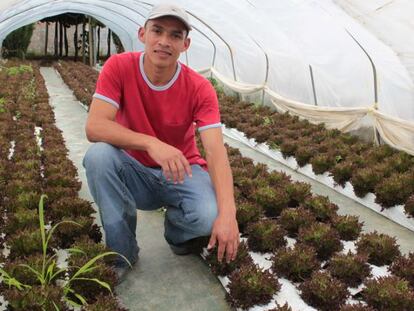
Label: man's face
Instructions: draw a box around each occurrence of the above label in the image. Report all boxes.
[138,17,190,69]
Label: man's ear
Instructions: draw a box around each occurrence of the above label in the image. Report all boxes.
[138,26,145,44]
[182,37,191,52]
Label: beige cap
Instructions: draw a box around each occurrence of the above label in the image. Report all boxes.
[147,4,192,32]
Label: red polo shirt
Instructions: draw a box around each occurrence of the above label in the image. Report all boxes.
[93,52,221,168]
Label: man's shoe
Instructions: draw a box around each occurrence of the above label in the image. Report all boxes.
[168,236,210,256]
[114,266,130,285]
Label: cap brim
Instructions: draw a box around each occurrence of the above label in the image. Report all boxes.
[148,13,192,31]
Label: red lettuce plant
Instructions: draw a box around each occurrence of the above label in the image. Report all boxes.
[227,263,281,309]
[356,231,401,266]
[362,276,414,311]
[299,271,349,311]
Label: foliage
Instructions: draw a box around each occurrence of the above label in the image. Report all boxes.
[83,293,128,311]
[205,241,253,276]
[271,244,320,282]
[356,231,401,266]
[299,271,349,311]
[279,207,315,237]
[2,24,35,58]
[0,195,130,309]
[285,181,311,207]
[310,153,336,175]
[298,222,343,260]
[226,263,281,309]
[112,32,125,53]
[362,276,414,311]
[254,185,290,217]
[330,160,355,187]
[304,195,338,222]
[374,171,414,208]
[388,252,414,288]
[246,219,287,253]
[405,195,414,217]
[327,252,371,287]
[236,201,263,234]
[268,303,293,311]
[339,303,376,311]
[207,77,224,96]
[351,167,382,198]
[331,214,363,241]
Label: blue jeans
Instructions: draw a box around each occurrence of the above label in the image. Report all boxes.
[83,142,218,267]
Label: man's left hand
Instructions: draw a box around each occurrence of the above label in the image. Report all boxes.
[207,213,240,263]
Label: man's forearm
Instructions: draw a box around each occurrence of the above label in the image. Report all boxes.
[86,117,156,151]
[205,144,236,216]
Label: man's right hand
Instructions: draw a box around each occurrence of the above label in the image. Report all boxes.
[147,139,192,184]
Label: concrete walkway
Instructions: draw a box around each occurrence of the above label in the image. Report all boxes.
[40,67,232,311]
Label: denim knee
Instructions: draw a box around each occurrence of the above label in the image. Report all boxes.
[186,201,218,236]
[83,142,121,173]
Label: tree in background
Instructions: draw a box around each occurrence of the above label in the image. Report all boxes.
[1,24,35,58]
[112,32,125,54]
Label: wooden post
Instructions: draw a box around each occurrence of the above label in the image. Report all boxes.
[44,22,49,56]
[59,21,63,57]
[97,26,101,61]
[64,25,68,57]
[107,29,111,58]
[88,16,94,66]
[54,21,58,56]
[74,23,78,61]
[82,20,86,64]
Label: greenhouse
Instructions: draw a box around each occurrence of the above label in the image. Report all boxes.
[0,0,414,310]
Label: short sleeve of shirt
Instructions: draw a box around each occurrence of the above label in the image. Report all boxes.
[193,81,221,132]
[93,55,122,109]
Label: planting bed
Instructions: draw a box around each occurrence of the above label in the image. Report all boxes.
[0,60,126,310]
[41,60,414,310]
[202,142,414,310]
[53,60,414,232]
[217,94,414,232]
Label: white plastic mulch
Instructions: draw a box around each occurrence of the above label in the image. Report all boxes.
[205,236,391,311]
[222,126,414,232]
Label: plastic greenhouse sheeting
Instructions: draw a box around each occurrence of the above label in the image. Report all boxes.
[0,0,413,154]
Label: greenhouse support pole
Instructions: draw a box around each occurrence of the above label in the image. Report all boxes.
[309,65,318,106]
[345,29,380,145]
[249,37,269,106]
[185,11,237,81]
